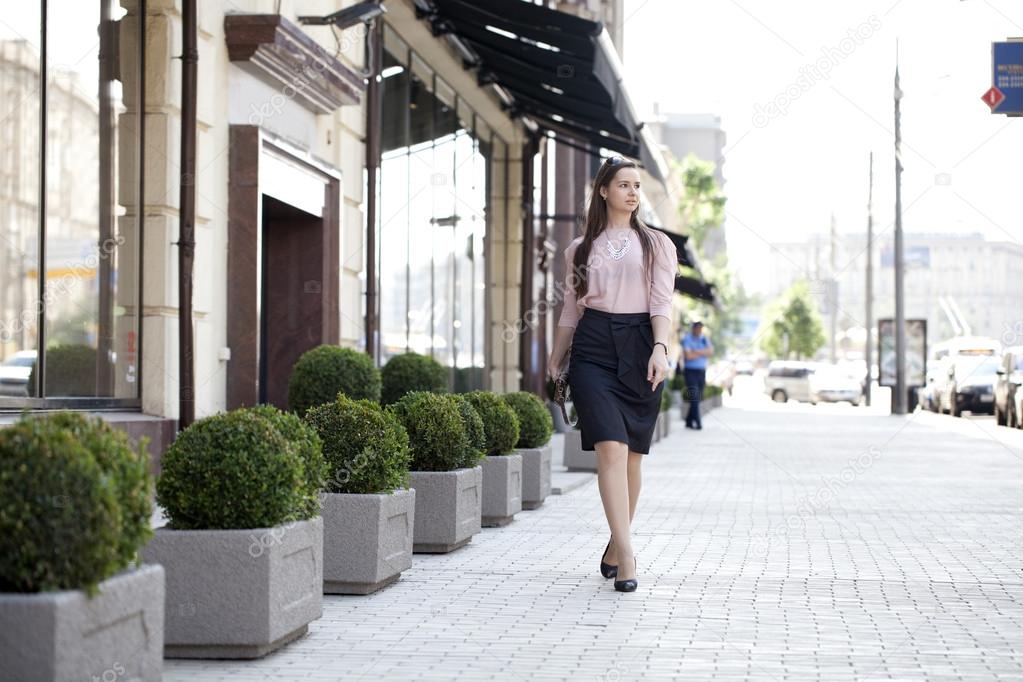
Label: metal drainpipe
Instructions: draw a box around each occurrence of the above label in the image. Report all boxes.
[178,0,197,429]
[519,134,539,393]
[364,14,383,361]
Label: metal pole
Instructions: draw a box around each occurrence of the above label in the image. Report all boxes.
[893,61,907,415]
[865,152,874,407]
[364,16,382,361]
[178,0,198,428]
[829,212,837,364]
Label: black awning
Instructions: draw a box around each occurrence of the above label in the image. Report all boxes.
[675,275,715,303]
[413,0,663,181]
[648,225,697,269]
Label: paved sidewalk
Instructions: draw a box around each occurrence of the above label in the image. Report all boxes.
[165,402,1023,681]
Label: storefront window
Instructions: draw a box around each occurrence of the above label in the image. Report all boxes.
[377,31,493,392]
[0,1,144,406]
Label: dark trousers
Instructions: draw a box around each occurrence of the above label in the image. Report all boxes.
[684,368,706,426]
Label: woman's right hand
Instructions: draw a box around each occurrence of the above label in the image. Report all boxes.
[547,354,563,381]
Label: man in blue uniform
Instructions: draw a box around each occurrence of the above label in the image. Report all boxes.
[681,321,713,429]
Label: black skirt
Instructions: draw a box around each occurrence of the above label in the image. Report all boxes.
[568,308,664,454]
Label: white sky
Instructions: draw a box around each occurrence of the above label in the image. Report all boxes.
[622,0,1023,295]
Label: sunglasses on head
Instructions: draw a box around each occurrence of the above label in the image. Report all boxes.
[604,156,626,166]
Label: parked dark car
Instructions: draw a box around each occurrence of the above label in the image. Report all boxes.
[994,346,1023,427]
[940,355,1001,417]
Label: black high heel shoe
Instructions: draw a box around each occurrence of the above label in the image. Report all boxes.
[614,556,638,593]
[600,537,618,579]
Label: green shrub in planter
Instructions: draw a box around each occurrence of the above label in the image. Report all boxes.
[157,409,314,530]
[27,343,97,397]
[245,404,327,518]
[305,394,411,494]
[668,374,684,392]
[381,352,447,405]
[704,384,724,399]
[0,412,153,595]
[464,391,519,456]
[660,388,673,412]
[453,366,484,393]
[502,392,554,448]
[288,345,381,416]
[448,394,486,468]
[389,391,467,472]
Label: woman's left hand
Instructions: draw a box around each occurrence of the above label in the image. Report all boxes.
[647,349,669,390]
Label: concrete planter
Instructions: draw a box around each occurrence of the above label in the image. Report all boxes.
[321,488,415,595]
[658,411,669,438]
[563,429,597,472]
[517,443,552,509]
[0,564,164,682]
[409,466,482,553]
[652,414,662,442]
[547,400,571,433]
[481,453,523,527]
[142,517,323,659]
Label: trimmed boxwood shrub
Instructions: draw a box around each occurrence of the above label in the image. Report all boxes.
[448,394,485,468]
[381,352,447,405]
[464,391,519,456]
[0,413,153,595]
[288,345,382,417]
[244,404,326,518]
[704,384,724,399]
[305,394,411,494]
[27,344,97,397]
[501,392,554,448]
[668,374,685,391]
[389,391,467,472]
[660,387,672,412]
[157,409,315,530]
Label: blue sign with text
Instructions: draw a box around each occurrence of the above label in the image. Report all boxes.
[992,41,1023,115]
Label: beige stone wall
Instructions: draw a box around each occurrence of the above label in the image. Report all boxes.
[139,0,370,419]
[138,0,530,417]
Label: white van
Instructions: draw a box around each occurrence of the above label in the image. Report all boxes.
[764,361,816,403]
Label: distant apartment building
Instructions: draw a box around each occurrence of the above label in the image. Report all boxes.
[647,110,728,260]
[766,232,1023,349]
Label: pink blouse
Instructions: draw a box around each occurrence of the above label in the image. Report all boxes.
[557,227,678,328]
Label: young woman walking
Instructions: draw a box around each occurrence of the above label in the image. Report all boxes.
[547,157,677,593]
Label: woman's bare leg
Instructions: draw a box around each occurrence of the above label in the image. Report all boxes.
[606,451,643,566]
[596,440,635,581]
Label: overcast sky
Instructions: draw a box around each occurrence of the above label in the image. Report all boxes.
[623,0,1023,294]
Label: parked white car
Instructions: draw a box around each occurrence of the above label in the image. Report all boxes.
[0,350,36,397]
[809,366,863,405]
[764,361,816,403]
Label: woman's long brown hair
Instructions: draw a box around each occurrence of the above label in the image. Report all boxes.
[572,158,656,299]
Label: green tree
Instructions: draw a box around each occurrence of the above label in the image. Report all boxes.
[673,153,751,358]
[676,154,726,255]
[757,281,826,360]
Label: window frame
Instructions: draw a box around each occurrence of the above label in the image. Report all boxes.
[0,0,146,412]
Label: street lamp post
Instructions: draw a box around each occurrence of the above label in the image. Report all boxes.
[893,61,907,415]
[865,152,874,407]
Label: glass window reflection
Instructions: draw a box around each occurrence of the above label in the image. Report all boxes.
[377,44,492,392]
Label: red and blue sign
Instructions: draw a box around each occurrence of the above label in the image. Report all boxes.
[985,41,1023,115]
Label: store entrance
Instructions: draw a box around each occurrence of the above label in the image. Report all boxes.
[226,126,341,411]
[258,195,325,408]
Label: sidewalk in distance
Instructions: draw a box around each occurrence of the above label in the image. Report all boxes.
[164,400,1023,680]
